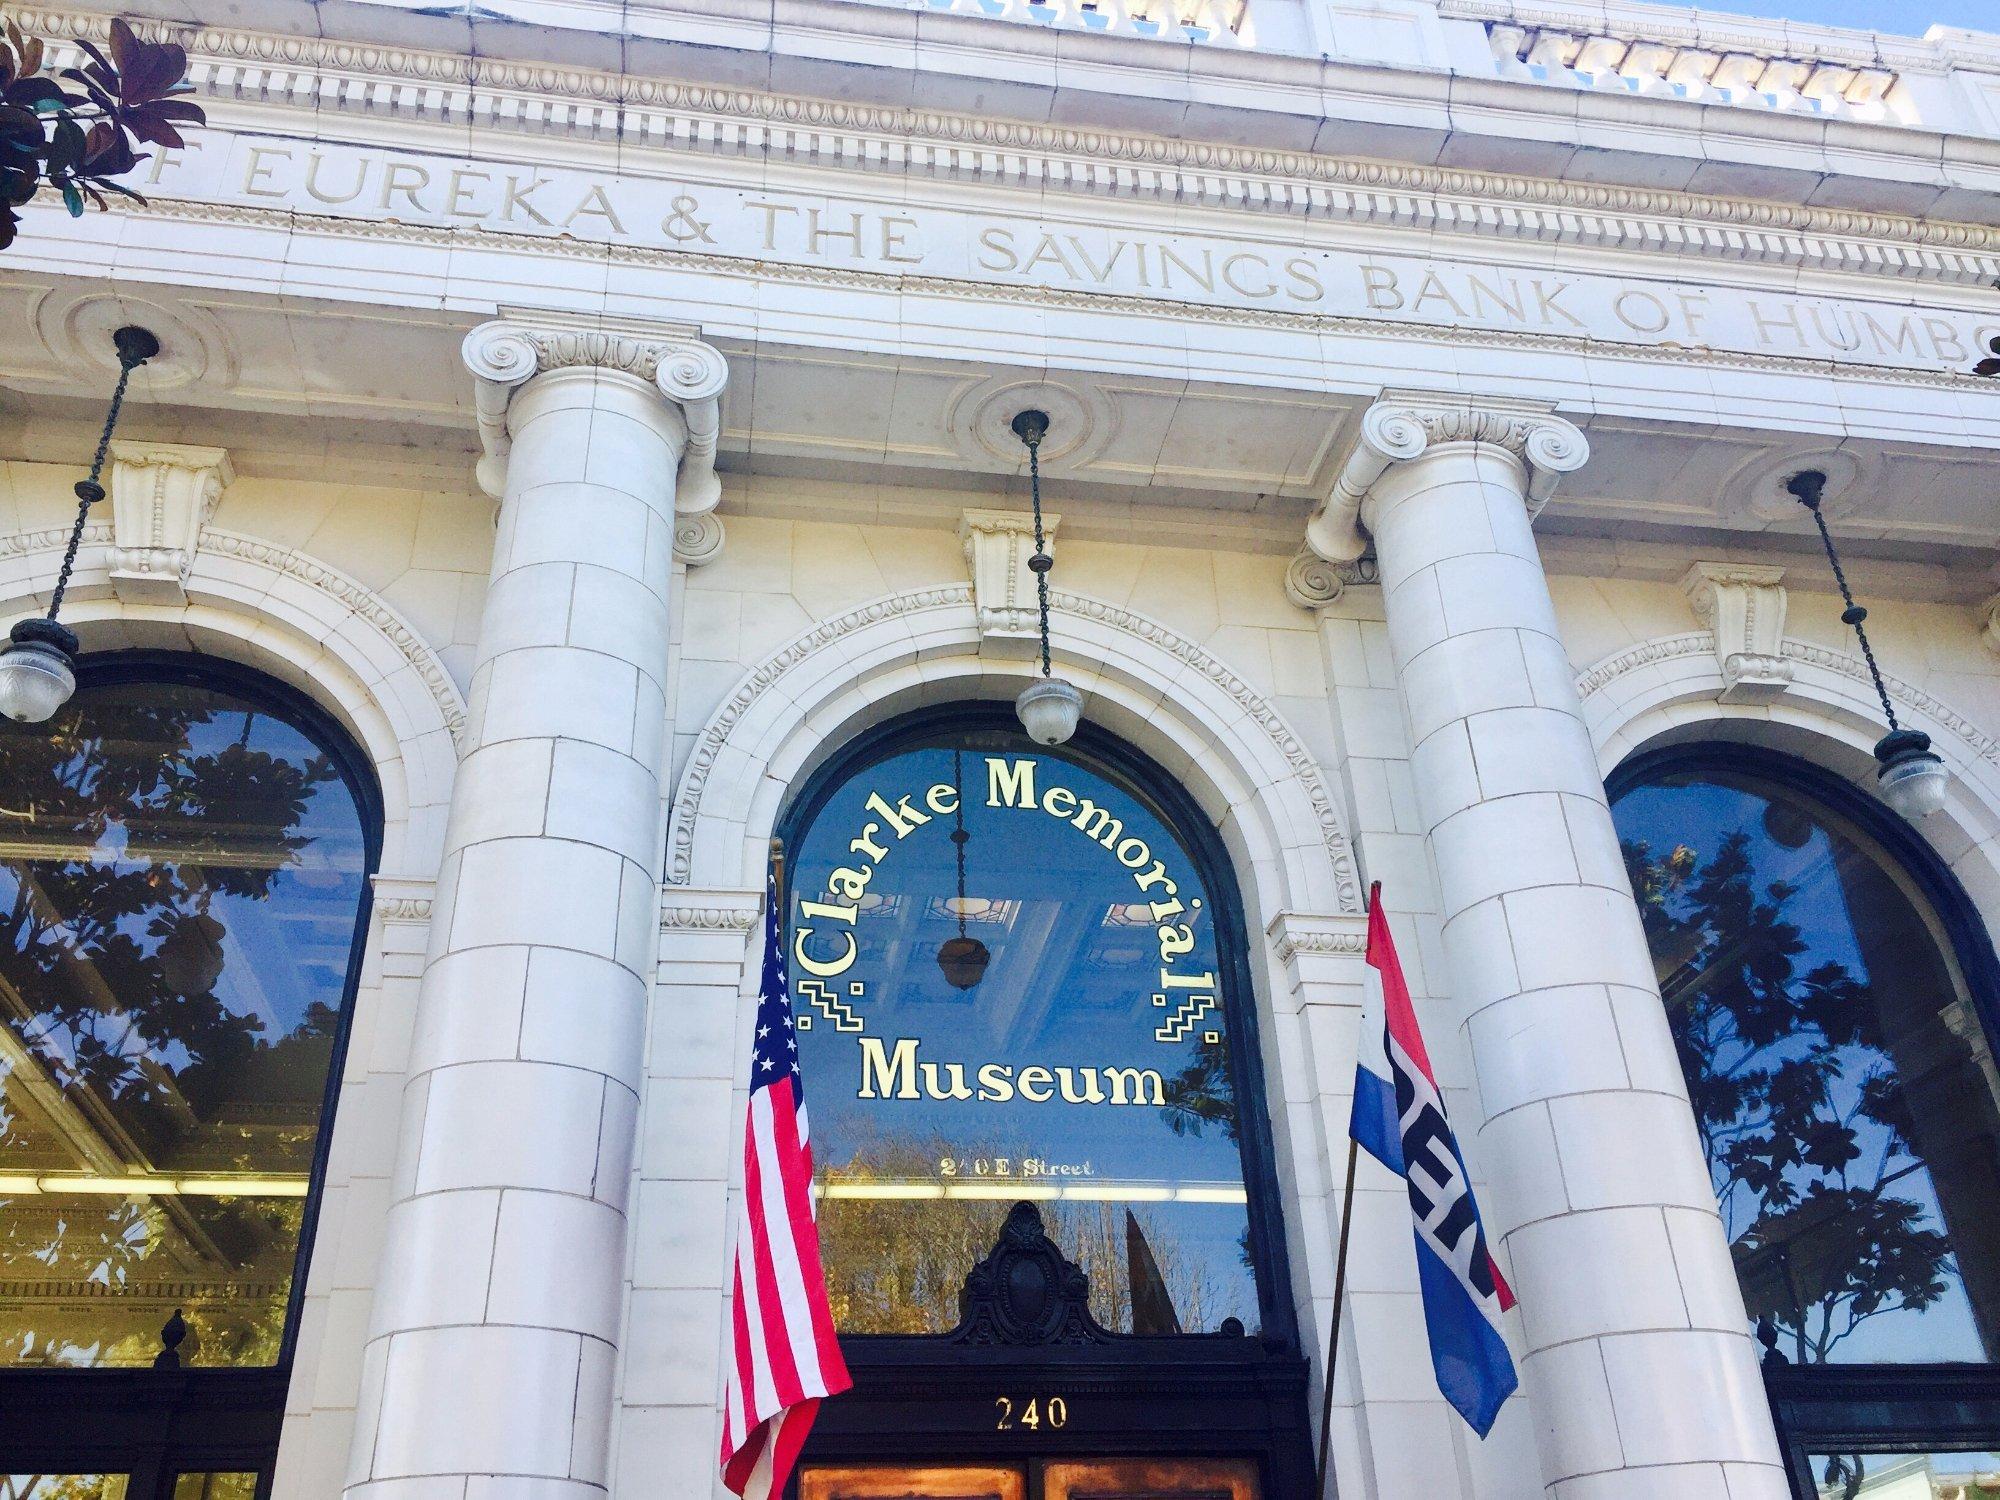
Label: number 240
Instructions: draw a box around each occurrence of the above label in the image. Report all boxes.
[994,1395,1068,1430]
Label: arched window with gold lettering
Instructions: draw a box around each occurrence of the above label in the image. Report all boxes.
[786,713,1279,1337]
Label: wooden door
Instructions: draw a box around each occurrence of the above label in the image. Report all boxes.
[798,1469,1026,1500]
[1041,1459,1260,1499]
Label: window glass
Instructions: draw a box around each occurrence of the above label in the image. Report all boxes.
[789,730,1260,1335]
[2,1480,128,1500]
[1808,1450,2000,1497]
[1612,762,2000,1364]
[0,669,372,1368]
[171,1476,258,1500]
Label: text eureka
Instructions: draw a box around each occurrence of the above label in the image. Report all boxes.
[793,757,1205,1110]
[159,135,1997,373]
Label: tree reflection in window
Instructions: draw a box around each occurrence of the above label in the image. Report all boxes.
[1611,758,2000,1365]
[0,663,373,1368]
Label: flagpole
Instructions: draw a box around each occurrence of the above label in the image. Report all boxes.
[769,836,786,908]
[1314,1132,1361,1499]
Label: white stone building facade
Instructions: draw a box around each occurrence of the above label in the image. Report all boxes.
[2,1,2000,1498]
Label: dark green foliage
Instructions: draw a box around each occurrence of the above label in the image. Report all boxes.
[1,17,203,250]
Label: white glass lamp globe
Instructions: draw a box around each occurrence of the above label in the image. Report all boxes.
[1875,729,1948,821]
[0,620,79,725]
[1016,676,1082,746]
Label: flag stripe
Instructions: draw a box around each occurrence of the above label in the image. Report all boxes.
[720,874,853,1499]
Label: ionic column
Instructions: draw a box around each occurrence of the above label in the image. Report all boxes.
[1307,395,1787,1499]
[344,320,728,1500]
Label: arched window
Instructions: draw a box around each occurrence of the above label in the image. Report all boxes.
[0,654,380,1497]
[780,708,1311,1493]
[1609,743,2000,1494]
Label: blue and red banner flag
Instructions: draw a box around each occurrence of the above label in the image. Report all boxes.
[1350,884,1519,1436]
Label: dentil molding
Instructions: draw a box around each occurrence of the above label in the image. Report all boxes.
[105,441,234,605]
[460,317,729,563]
[1304,393,1589,563]
[1680,561,1792,704]
[15,10,2000,288]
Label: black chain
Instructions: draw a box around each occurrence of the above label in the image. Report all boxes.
[1794,477,1898,731]
[48,349,146,622]
[951,747,969,939]
[1026,430,1052,679]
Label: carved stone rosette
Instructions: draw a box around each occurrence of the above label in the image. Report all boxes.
[461,316,730,561]
[1681,560,1792,703]
[1305,392,1590,563]
[105,441,235,604]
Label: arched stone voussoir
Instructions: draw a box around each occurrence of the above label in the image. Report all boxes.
[1,528,465,879]
[1578,630,2000,899]
[666,586,1362,916]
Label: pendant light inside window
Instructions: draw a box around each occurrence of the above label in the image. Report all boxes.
[936,746,991,990]
[1010,410,1083,746]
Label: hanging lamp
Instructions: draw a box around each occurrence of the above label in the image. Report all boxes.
[0,325,160,724]
[1787,470,1948,821]
[1010,409,1082,746]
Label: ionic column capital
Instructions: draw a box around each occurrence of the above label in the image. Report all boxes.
[1304,392,1589,563]
[460,315,729,526]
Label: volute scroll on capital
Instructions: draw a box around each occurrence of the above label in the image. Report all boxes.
[460,318,730,556]
[1304,394,1590,564]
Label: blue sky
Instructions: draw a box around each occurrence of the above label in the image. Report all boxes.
[1696,0,1994,32]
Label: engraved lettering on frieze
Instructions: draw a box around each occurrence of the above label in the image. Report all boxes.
[144,132,2000,377]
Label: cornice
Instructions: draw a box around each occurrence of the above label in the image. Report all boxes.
[1441,0,2000,75]
[14,8,2000,287]
[113,197,2000,396]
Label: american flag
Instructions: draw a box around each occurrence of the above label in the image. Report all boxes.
[720,874,852,1499]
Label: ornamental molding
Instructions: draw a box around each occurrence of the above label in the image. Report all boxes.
[1679,560,1792,704]
[105,441,234,605]
[1266,911,1370,966]
[112,198,2000,396]
[198,530,469,749]
[460,317,729,520]
[1305,394,1589,563]
[659,892,761,932]
[371,877,437,925]
[16,9,2000,287]
[960,507,1061,649]
[0,523,466,749]
[1574,631,2000,769]
[665,583,1362,913]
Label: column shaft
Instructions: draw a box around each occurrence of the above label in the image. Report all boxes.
[1364,422,1788,1499]
[346,362,685,1500]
